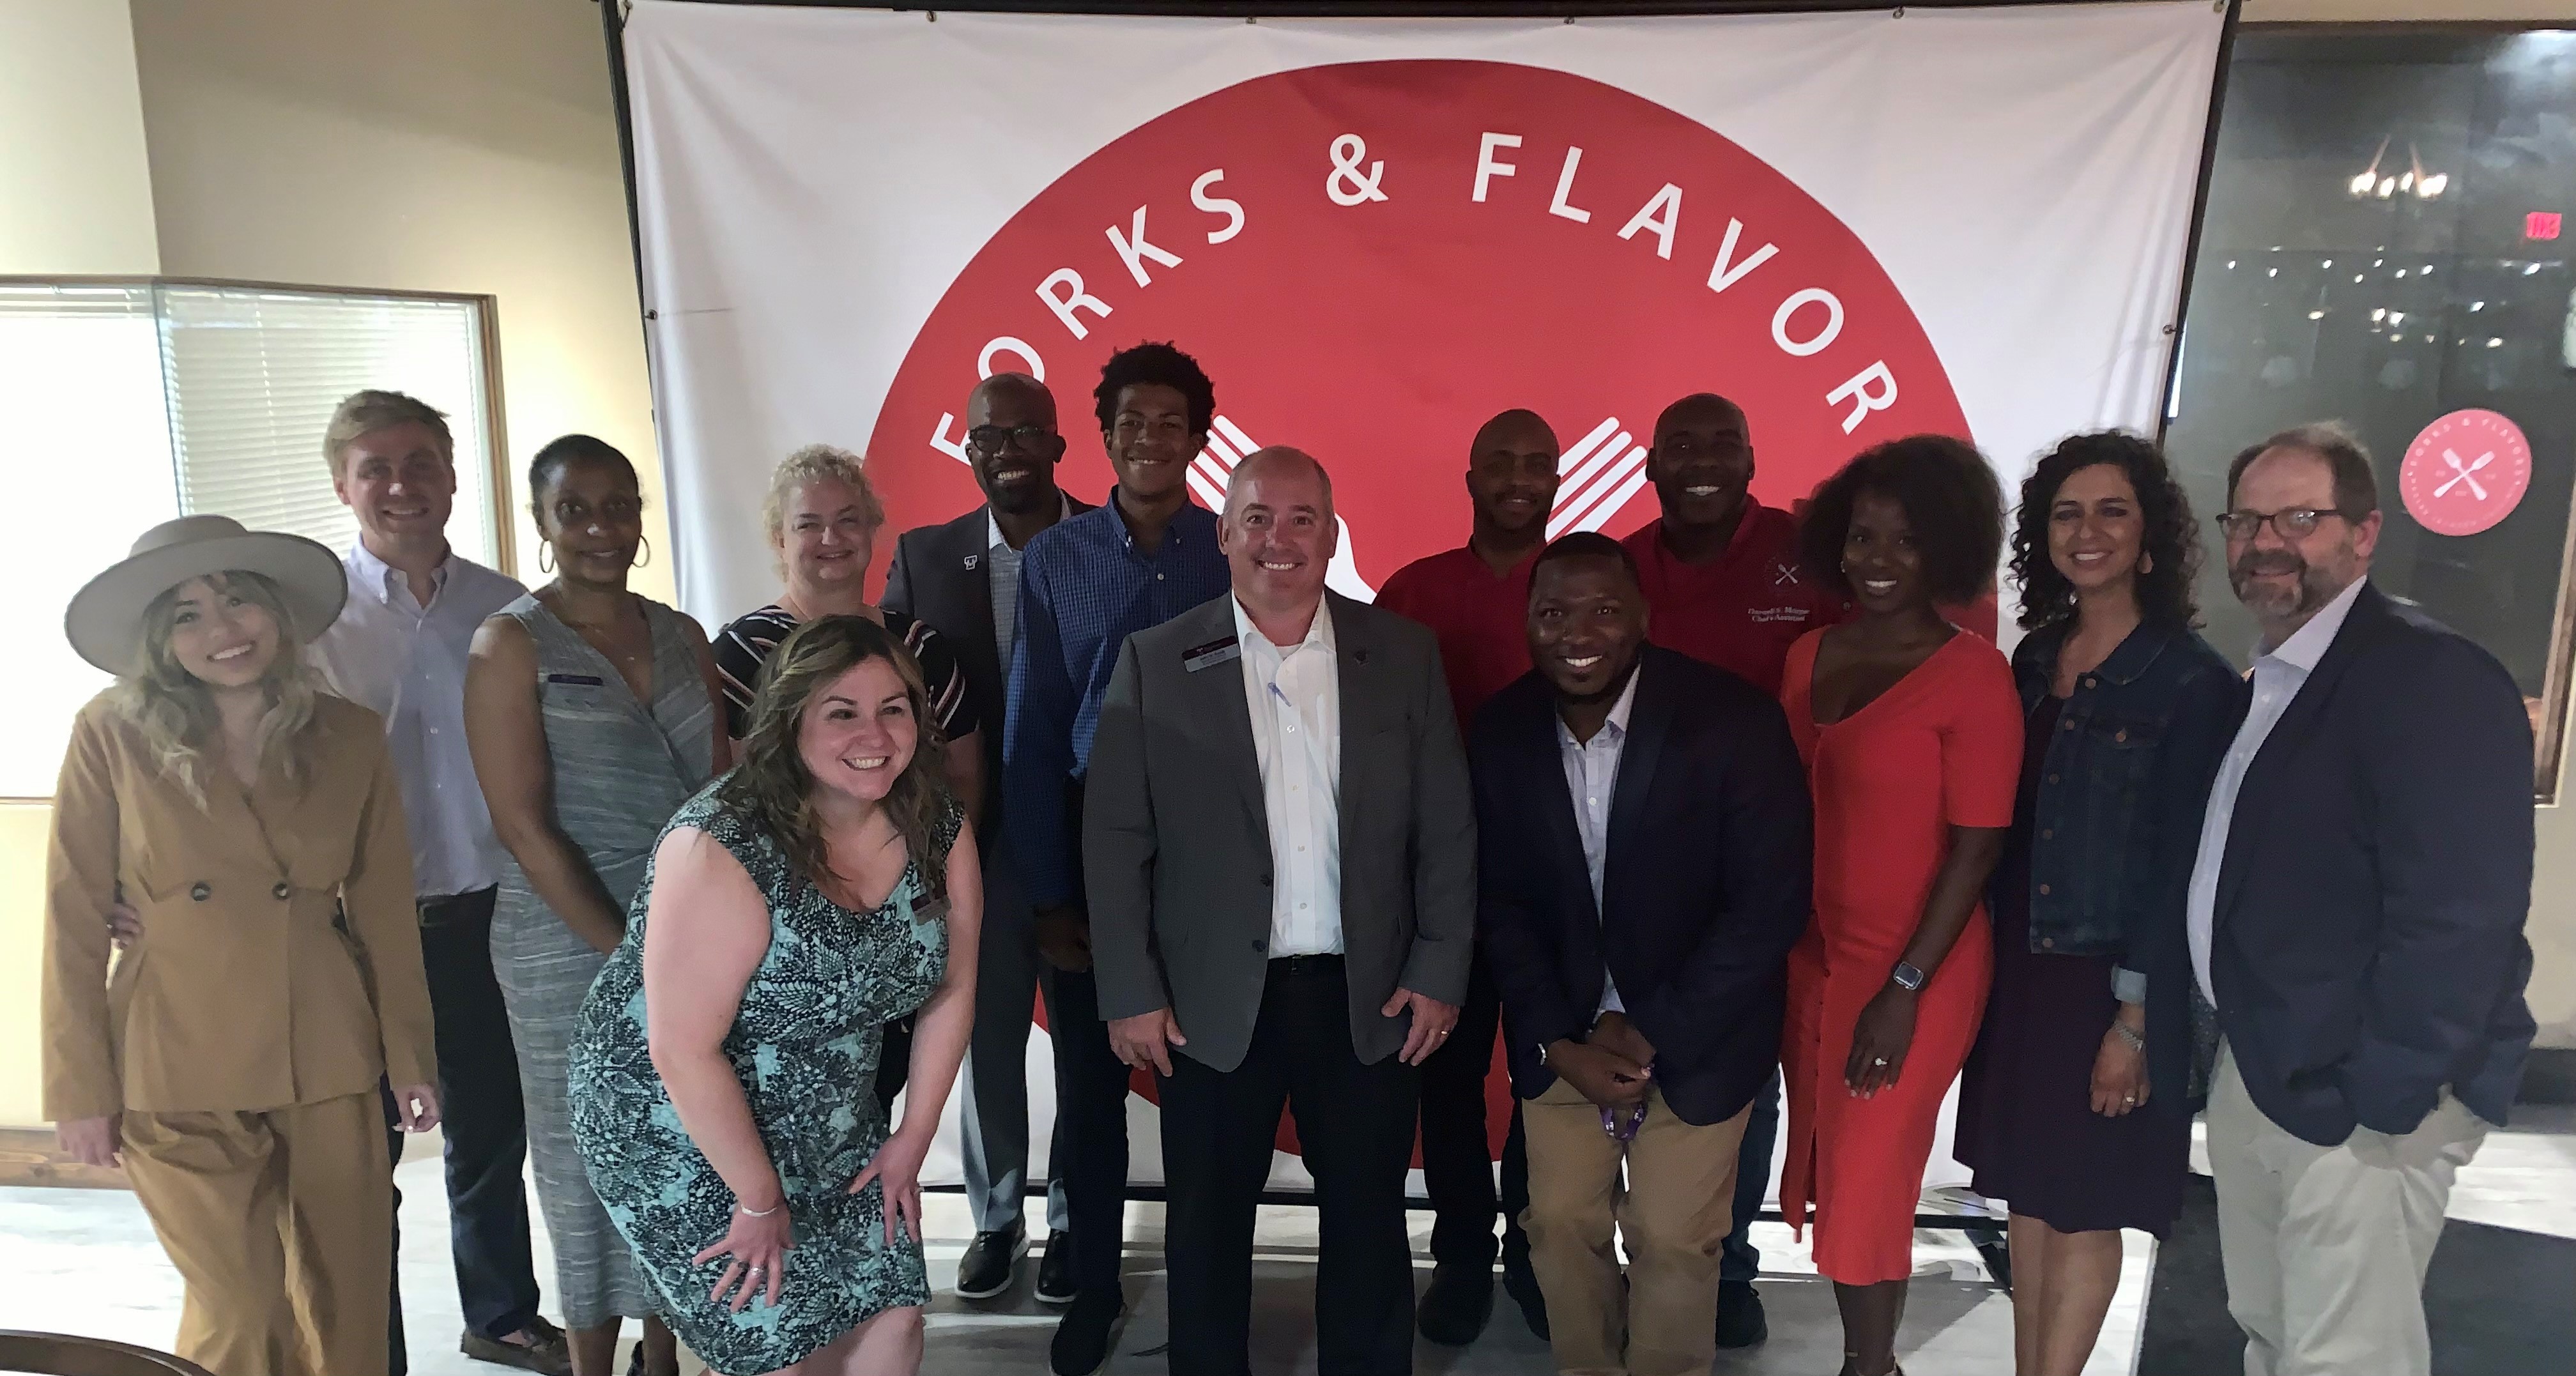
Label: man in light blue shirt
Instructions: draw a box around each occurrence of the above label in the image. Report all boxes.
[309,392,565,1376]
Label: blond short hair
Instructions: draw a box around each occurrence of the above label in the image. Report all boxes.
[762,445,884,547]
[325,390,453,478]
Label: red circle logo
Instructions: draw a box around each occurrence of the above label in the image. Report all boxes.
[2400,409,2533,537]
[864,59,1970,593]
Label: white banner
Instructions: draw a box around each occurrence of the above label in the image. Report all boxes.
[623,1,2225,1196]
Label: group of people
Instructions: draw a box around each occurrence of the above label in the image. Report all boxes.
[38,335,2535,1376]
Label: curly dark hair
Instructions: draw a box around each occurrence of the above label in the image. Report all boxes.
[2010,431,2203,632]
[1795,434,2004,607]
[1092,340,1216,438]
[716,614,954,899]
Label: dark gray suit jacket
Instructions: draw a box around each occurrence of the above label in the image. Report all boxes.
[1082,592,1478,1073]
[882,494,1094,843]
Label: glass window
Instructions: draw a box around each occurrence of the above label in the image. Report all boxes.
[2168,31,2576,800]
[0,279,507,798]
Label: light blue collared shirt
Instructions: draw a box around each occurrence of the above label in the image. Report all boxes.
[2185,575,2370,1007]
[1558,667,1639,1016]
[309,541,525,899]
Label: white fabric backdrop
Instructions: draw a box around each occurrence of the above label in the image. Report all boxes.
[622,1,2224,1198]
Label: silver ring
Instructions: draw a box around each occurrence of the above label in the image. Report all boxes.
[2123,1096,2136,1105]
[748,1266,766,1278]
[1872,1056,1889,1066]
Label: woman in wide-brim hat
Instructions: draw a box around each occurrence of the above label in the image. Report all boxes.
[46,513,441,1376]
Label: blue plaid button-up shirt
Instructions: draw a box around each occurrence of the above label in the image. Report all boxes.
[1004,493,1231,909]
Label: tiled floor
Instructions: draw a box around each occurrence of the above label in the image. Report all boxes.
[2,1110,2565,1375]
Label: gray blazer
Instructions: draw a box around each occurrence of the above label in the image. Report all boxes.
[1083,591,1478,1073]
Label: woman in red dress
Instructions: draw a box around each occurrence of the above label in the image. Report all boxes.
[1779,436,2020,1376]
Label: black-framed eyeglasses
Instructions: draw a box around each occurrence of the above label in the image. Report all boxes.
[2216,507,2343,541]
[966,424,1060,457]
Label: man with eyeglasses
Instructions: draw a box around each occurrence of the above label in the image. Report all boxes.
[884,371,1090,1309]
[2187,422,2533,1376]
[1616,391,1846,1349]
[1005,342,1232,1375]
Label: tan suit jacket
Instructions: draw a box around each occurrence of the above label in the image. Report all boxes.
[43,691,436,1119]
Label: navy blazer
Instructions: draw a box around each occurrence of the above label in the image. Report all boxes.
[1469,645,1813,1126]
[2212,582,2535,1145]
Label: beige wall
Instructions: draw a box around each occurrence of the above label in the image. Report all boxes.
[0,0,660,1128]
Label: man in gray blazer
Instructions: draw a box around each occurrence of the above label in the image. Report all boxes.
[1085,447,1477,1376]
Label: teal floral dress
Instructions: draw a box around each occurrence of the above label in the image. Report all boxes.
[567,779,956,1374]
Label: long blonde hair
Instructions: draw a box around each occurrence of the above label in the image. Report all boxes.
[109,570,323,806]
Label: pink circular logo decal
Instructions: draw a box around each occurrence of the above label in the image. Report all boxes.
[2400,409,2532,537]
[866,59,1970,597]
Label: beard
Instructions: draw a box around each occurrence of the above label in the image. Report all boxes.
[2229,547,2346,620]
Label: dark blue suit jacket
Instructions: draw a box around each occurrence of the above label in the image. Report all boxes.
[2212,583,2535,1145]
[1469,645,1813,1126]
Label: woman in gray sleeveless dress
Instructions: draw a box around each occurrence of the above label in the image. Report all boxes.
[466,436,729,1376]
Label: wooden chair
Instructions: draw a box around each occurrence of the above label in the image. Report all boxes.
[0,1332,215,1376]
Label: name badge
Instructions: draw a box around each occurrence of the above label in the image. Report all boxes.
[1182,636,1242,673]
[546,673,605,686]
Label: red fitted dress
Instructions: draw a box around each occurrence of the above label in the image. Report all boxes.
[1777,629,2021,1285]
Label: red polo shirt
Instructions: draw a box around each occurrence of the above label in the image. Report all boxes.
[1623,501,1846,696]
[1374,545,1540,730]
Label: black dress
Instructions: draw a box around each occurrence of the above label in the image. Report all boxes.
[1954,696,2187,1236]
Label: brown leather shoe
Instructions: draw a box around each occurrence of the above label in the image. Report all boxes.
[459,1317,572,1376]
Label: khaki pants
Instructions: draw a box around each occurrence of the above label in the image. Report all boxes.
[1521,1078,1750,1376]
[2207,1043,2487,1376]
[122,1092,393,1376]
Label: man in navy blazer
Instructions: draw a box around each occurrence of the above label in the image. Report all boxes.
[1470,533,1811,1376]
[2187,423,2534,1376]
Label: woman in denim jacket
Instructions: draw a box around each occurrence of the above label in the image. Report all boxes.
[1956,432,2248,1376]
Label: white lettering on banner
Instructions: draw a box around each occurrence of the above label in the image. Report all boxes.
[1773,287,1844,356]
[1193,169,1246,244]
[1828,362,1900,434]
[1706,217,1779,294]
[930,412,970,465]
[1036,268,1111,340]
[1326,135,1389,206]
[1619,183,1683,261]
[1107,206,1183,287]
[1473,132,1521,202]
[977,336,1045,381]
[1549,146,1593,223]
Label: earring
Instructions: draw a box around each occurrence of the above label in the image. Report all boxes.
[635,535,653,569]
[538,543,555,574]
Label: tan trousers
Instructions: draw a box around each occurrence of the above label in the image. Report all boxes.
[2207,1043,2487,1376]
[1521,1078,1751,1376]
[121,1091,392,1376]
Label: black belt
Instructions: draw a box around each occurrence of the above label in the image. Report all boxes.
[1268,953,1344,978]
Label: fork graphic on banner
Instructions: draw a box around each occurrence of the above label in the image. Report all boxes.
[1546,418,1655,540]
[1184,416,1379,600]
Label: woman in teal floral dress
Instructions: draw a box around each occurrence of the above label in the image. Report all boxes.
[569,615,981,1376]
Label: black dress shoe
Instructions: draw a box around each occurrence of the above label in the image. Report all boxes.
[1715,1278,1768,1349]
[1034,1230,1078,1305]
[956,1219,1028,1299]
[1049,1294,1123,1376]
[1500,1254,1549,1342]
[1416,1261,1496,1345]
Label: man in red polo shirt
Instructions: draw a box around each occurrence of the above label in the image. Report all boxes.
[1621,392,1846,698]
[1620,390,1844,1352]
[1374,407,1560,1346]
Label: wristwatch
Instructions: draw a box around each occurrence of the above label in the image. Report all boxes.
[1890,962,1928,992]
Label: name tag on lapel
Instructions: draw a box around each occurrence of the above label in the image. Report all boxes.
[546,673,605,686]
[1183,636,1242,673]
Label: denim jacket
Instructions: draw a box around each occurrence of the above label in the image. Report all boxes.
[2011,620,2248,1007]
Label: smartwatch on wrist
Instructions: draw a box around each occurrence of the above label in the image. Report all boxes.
[1890,961,1928,992]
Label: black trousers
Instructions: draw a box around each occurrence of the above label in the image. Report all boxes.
[1160,958,1420,1376]
[1049,965,1135,1306]
[1416,954,1532,1273]
[417,888,542,1343]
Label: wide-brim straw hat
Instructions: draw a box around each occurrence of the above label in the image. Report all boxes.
[65,514,348,677]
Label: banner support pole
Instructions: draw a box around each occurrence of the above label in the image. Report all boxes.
[2154,0,2242,446]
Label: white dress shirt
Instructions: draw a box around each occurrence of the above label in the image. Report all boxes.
[309,541,526,899]
[1234,597,1342,958]
[986,493,1071,666]
[1559,668,1639,1015]
[2185,575,2370,1007]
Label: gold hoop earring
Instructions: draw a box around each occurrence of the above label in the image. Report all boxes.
[538,543,555,574]
[636,535,652,569]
